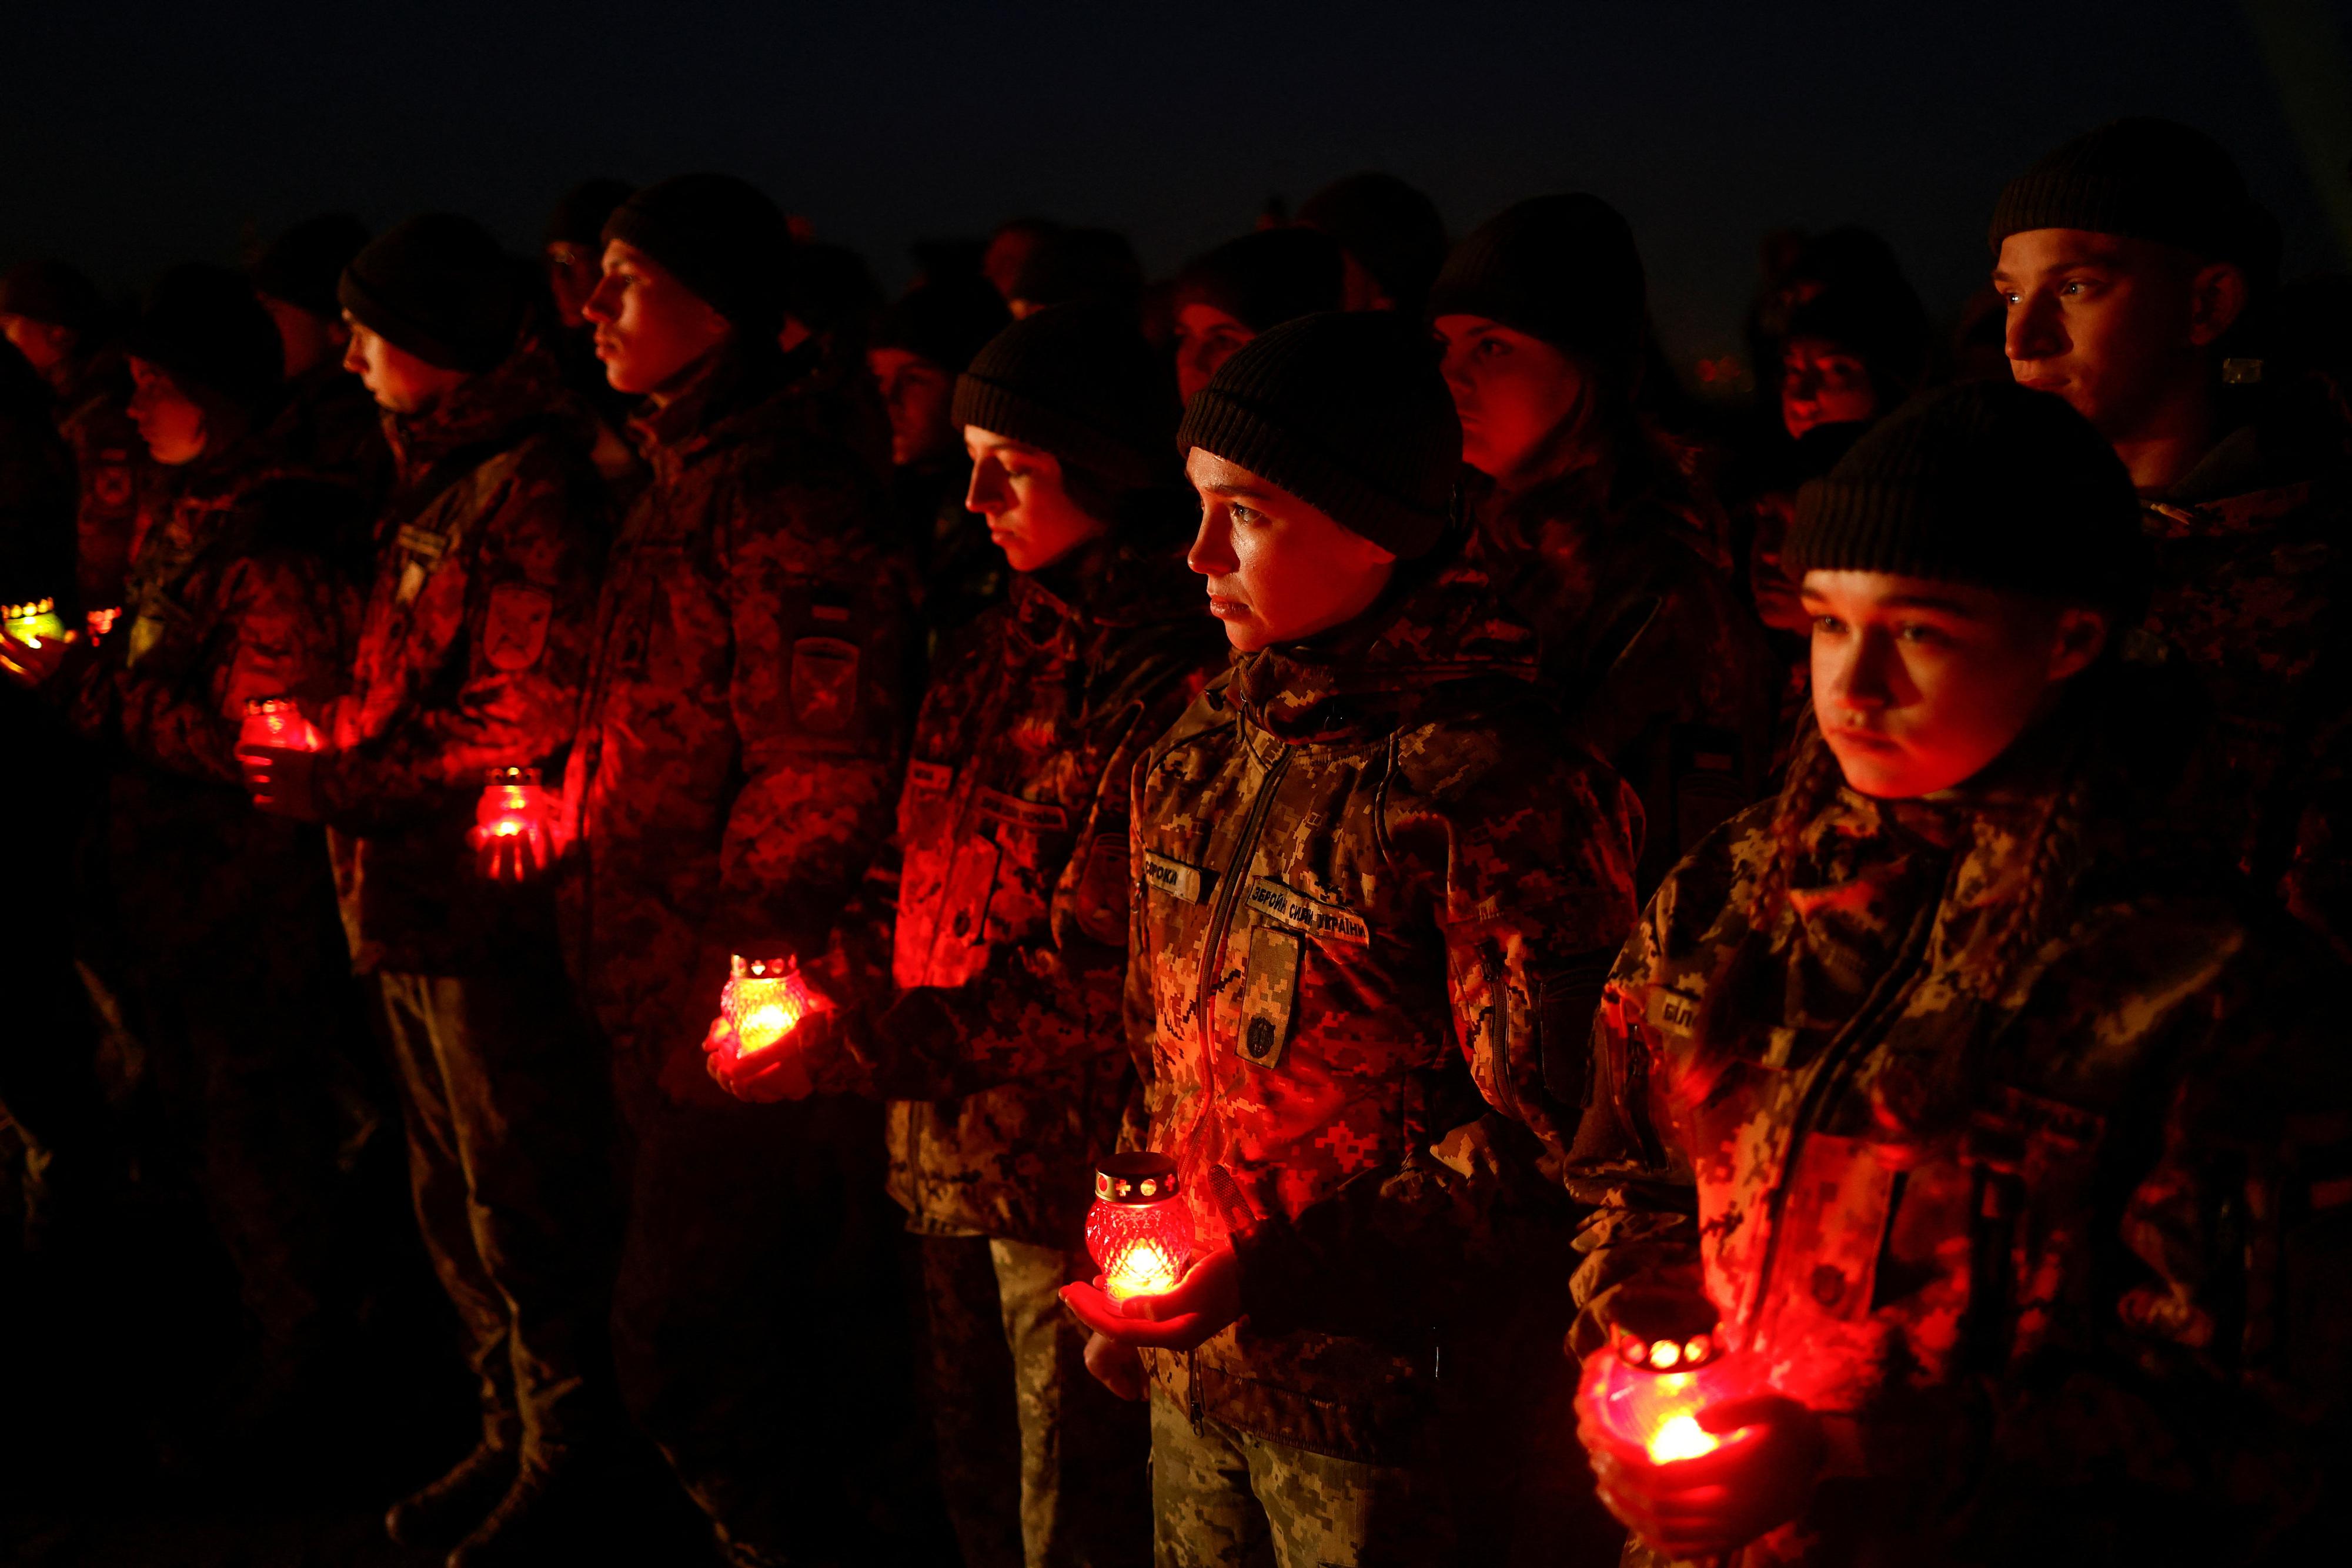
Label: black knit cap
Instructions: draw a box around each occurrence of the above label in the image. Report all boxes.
[1786,380,2148,617]
[1173,228,1346,333]
[874,275,1010,374]
[1177,310,1458,560]
[1426,193,1648,392]
[602,173,793,337]
[1297,172,1449,315]
[1988,117,2278,282]
[122,263,283,414]
[1008,228,1144,315]
[338,213,523,374]
[951,302,1175,489]
[0,260,107,335]
[544,178,634,248]
[250,213,371,321]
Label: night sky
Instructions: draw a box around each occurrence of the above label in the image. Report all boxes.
[6,0,2350,372]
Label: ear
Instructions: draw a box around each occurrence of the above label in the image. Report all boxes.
[2046,606,2110,683]
[2186,260,2249,349]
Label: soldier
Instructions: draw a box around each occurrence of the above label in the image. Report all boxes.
[1,263,364,1452]
[1565,381,2350,1565]
[1989,117,2352,959]
[1061,313,1642,1567]
[1294,171,1449,316]
[866,272,1011,648]
[542,179,639,425]
[249,212,390,496]
[1429,194,1778,893]
[0,259,159,618]
[560,173,917,1567]
[712,301,1222,1568]
[239,213,617,1564]
[1171,227,1345,402]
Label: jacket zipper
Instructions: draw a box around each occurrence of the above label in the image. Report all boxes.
[1192,740,1294,1087]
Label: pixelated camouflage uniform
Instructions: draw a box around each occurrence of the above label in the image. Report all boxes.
[263,359,392,503]
[558,340,917,1558]
[312,338,616,1467]
[1465,462,1778,894]
[1126,543,1641,1565]
[48,344,161,616]
[1565,708,2352,1567]
[64,434,364,1375]
[890,453,1008,656]
[807,533,1222,1567]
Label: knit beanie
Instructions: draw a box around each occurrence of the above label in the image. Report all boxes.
[875,275,1010,374]
[544,178,634,249]
[1297,172,1449,315]
[1177,311,1458,559]
[1426,193,1648,392]
[338,213,523,374]
[602,173,793,337]
[1008,228,1144,315]
[952,302,1175,489]
[1988,118,2277,282]
[1786,380,2147,617]
[249,213,371,321]
[122,263,284,413]
[0,260,107,335]
[1173,228,1346,333]
[1783,283,1932,402]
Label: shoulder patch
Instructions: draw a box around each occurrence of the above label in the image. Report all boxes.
[483,583,554,671]
[1244,876,1370,945]
[790,636,861,733]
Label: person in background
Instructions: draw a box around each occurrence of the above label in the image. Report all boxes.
[983,217,1061,307]
[1430,193,1778,894]
[1296,170,1449,316]
[1007,228,1145,322]
[1566,380,2350,1566]
[867,270,1013,649]
[542,179,637,420]
[1170,226,1345,403]
[249,212,390,497]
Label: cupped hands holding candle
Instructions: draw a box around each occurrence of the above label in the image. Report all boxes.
[0,598,79,687]
[1060,1154,1242,1395]
[238,697,329,820]
[702,953,828,1103]
[469,765,557,882]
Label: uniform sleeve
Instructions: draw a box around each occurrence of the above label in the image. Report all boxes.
[711,453,916,962]
[76,549,350,786]
[1230,741,1647,1337]
[312,455,603,827]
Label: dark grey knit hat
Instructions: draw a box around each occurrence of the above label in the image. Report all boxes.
[602,173,793,337]
[1174,228,1345,333]
[250,213,371,322]
[1988,117,2277,283]
[1177,310,1458,559]
[1787,380,2147,616]
[1425,193,1648,392]
[338,213,522,373]
[123,263,284,414]
[951,302,1175,489]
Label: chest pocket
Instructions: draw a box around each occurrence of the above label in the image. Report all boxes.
[1232,875,1369,1073]
[896,784,1070,991]
[602,545,682,682]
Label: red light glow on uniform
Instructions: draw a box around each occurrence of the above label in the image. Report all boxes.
[1581,1328,1752,1467]
[719,955,826,1061]
[1085,1153,1195,1303]
[238,696,323,753]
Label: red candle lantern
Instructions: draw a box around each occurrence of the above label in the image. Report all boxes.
[3,597,68,646]
[1578,1299,1760,1467]
[1085,1152,1195,1303]
[238,696,323,753]
[470,766,556,880]
[717,954,827,1066]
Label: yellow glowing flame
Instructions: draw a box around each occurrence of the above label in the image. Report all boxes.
[1646,1413,1722,1465]
[1104,1238,1180,1302]
[736,999,799,1055]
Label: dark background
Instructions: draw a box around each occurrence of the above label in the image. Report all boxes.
[5,0,2351,373]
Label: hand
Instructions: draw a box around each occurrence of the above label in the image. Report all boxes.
[241,745,324,821]
[1577,1390,1823,1558]
[1057,1244,1242,1353]
[1082,1332,1148,1401]
[0,626,74,687]
[701,1013,816,1104]
[470,815,553,882]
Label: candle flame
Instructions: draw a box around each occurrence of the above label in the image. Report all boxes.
[1104,1237,1181,1302]
[1646,1413,1721,1464]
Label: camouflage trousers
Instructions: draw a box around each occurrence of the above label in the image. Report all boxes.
[918,1232,1151,1568]
[379,965,616,1467]
[1148,1387,1455,1568]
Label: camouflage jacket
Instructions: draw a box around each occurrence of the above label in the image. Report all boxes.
[559,343,914,1084]
[1128,543,1642,1463]
[51,345,159,616]
[807,536,1224,1244]
[1466,463,1778,895]
[891,455,1008,660]
[1564,714,2351,1566]
[66,437,362,967]
[2135,386,2352,967]
[264,360,392,504]
[315,343,608,975]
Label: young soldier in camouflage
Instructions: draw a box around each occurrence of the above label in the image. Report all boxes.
[714,300,1222,1568]
[241,213,619,1564]
[1991,118,2352,961]
[3,263,366,1453]
[1429,195,1778,894]
[1064,312,1642,1567]
[560,173,917,1568]
[1566,381,2351,1565]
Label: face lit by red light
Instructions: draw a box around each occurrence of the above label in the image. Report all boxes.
[870,346,957,467]
[582,240,735,397]
[1433,314,1590,488]
[342,317,470,415]
[1173,302,1255,404]
[963,427,1108,573]
[1804,570,2108,798]
[1780,337,1876,442]
[126,357,209,465]
[544,241,600,330]
[0,313,78,376]
[1185,447,1395,653]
